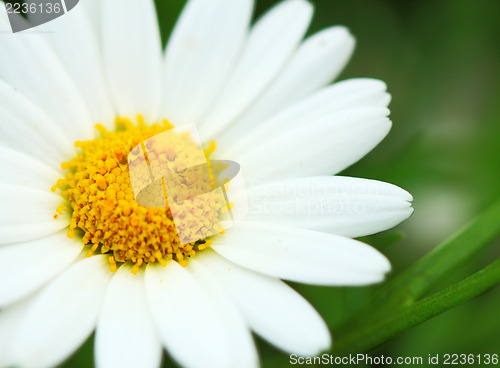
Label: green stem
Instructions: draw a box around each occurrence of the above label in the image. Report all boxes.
[333,257,500,354]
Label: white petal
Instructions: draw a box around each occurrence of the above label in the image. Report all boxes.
[219,78,391,157]
[95,264,162,368]
[10,255,112,368]
[236,107,391,184]
[246,176,413,237]
[219,26,355,145]
[211,221,391,285]
[145,261,237,368]
[187,259,259,368]
[0,146,61,191]
[198,250,331,355]
[102,0,163,121]
[0,295,37,368]
[81,0,102,44]
[199,0,313,139]
[36,4,115,126]
[0,80,76,168]
[0,229,83,308]
[162,0,253,125]
[0,9,94,142]
[0,184,70,245]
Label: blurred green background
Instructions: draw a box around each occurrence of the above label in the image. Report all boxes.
[65,0,500,366]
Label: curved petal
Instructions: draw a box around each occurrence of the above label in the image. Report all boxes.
[187,259,259,368]
[0,9,94,142]
[0,80,76,168]
[102,0,163,121]
[0,146,62,192]
[145,261,240,368]
[245,176,413,237]
[198,250,331,355]
[219,78,391,158]
[0,229,83,308]
[35,3,115,126]
[236,107,391,184]
[95,264,162,368]
[162,0,253,125]
[218,26,355,145]
[0,184,70,245]
[10,255,112,368]
[211,221,391,285]
[199,0,313,139]
[0,295,37,368]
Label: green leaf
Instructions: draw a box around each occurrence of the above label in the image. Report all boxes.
[333,257,500,354]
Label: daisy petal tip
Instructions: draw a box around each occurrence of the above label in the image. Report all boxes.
[384,92,393,106]
[290,318,332,357]
[335,25,356,46]
[318,25,356,48]
[349,77,388,90]
[364,268,391,287]
[394,185,414,205]
[373,78,388,91]
[382,259,393,276]
[385,117,393,130]
[406,191,415,203]
[330,25,352,36]
[321,330,333,353]
[400,205,415,225]
[302,328,332,357]
[369,250,392,279]
[373,254,392,279]
[297,0,315,14]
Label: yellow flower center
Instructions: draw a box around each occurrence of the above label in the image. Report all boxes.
[52,116,225,274]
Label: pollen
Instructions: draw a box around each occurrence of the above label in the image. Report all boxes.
[53,116,225,273]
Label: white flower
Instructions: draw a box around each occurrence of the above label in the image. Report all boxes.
[0,0,413,368]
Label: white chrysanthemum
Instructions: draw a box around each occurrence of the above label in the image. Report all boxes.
[0,0,413,367]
